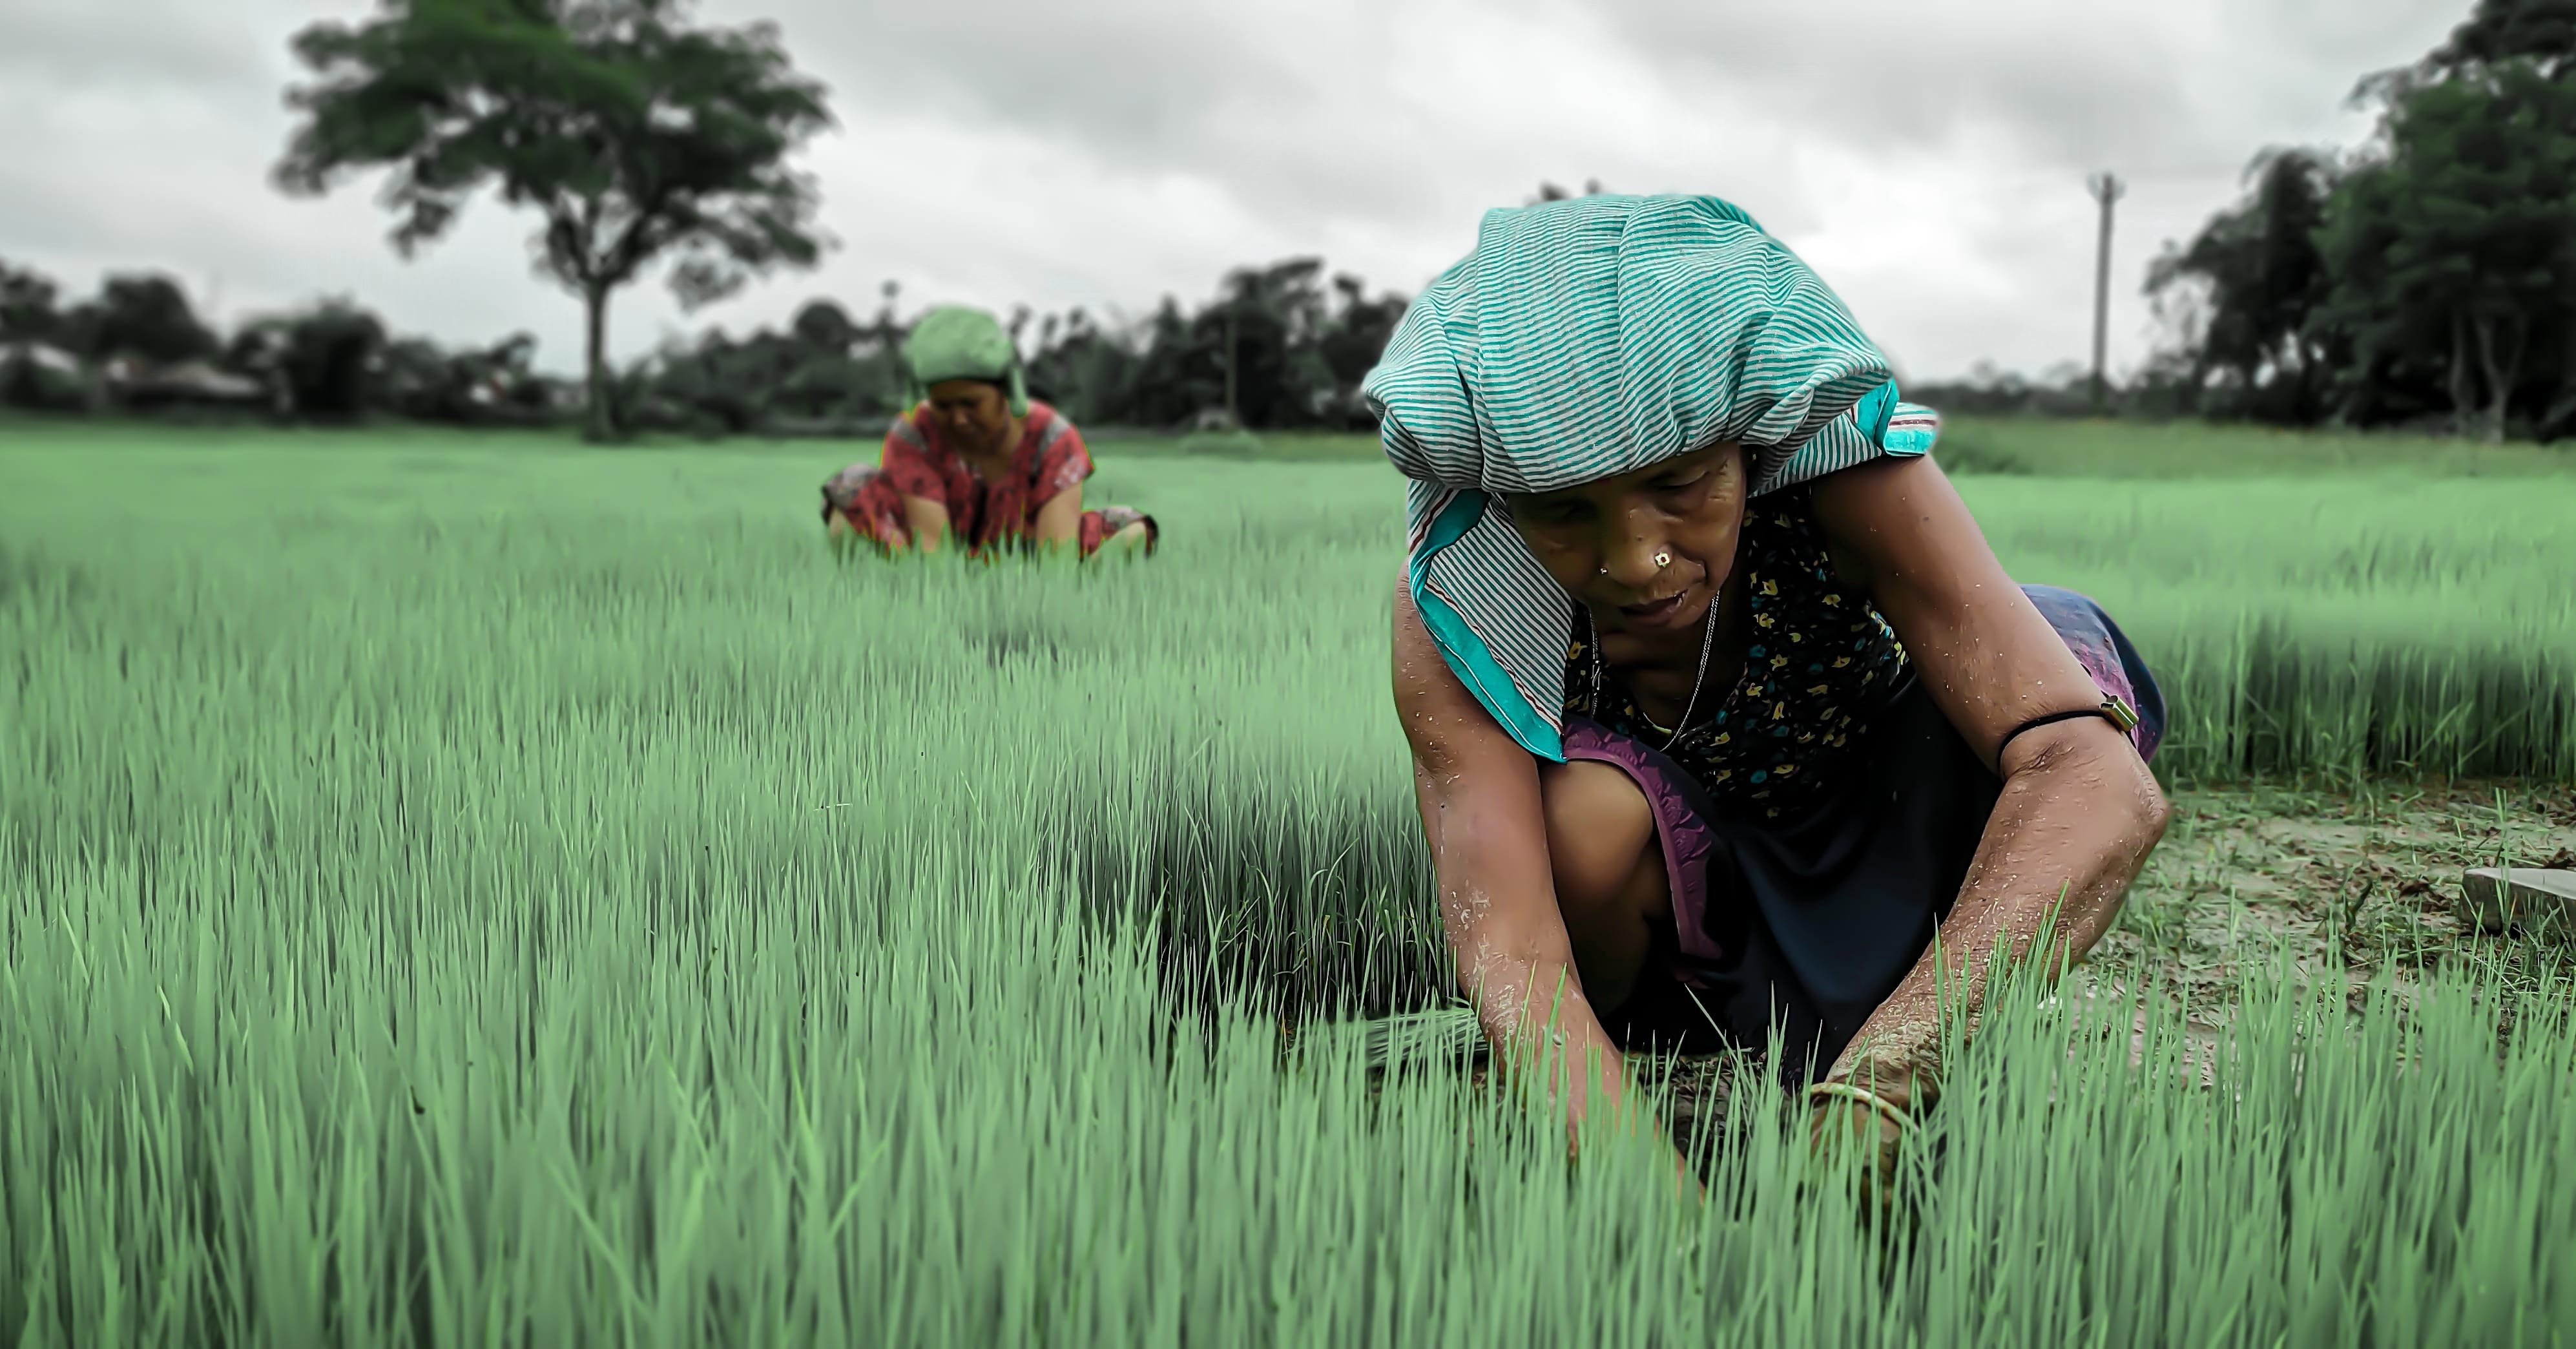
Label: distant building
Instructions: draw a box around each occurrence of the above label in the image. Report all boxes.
[1,341,88,410]
[1,340,80,378]
[102,356,269,410]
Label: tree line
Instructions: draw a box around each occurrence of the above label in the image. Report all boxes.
[628,258,1404,437]
[0,1,1402,441]
[2134,0,2576,441]
[0,251,1406,438]
[9,0,2570,444]
[0,264,558,424]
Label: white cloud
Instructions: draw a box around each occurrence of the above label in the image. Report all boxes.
[0,0,2471,381]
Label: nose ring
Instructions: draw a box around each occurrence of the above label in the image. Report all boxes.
[1654,551,1672,569]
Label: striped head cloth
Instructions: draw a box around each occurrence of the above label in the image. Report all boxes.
[903,305,1030,416]
[1360,193,1941,761]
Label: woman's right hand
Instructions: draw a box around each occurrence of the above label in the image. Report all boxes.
[1392,576,1640,1144]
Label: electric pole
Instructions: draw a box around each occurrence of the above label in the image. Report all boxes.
[2086,172,2126,415]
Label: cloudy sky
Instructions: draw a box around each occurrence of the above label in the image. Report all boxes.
[1,0,2467,382]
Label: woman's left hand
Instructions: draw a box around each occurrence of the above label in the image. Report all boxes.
[1809,1099,1903,1184]
[1804,1069,1922,1215]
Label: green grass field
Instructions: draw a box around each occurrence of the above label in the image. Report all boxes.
[4,419,2573,1344]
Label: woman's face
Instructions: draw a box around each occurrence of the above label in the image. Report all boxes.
[1503,443,1750,638]
[926,378,1013,450]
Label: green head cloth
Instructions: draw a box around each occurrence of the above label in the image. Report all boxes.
[1358,192,1942,763]
[902,305,1028,416]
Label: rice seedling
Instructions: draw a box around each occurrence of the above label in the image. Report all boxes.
[2,424,2571,1344]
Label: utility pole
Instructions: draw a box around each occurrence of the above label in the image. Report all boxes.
[2086,172,2126,416]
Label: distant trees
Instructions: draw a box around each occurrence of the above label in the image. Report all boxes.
[618,259,1409,438]
[1,261,59,342]
[60,275,222,368]
[2322,65,2576,441]
[2149,0,2576,440]
[622,311,897,437]
[2,266,234,412]
[0,255,570,423]
[25,0,1420,441]
[228,300,386,419]
[1532,179,1609,204]
[2145,150,2340,424]
[1016,259,1408,432]
[274,0,836,441]
[19,0,1418,444]
[0,246,1411,440]
[379,333,560,423]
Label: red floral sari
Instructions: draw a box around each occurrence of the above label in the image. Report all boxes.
[820,401,1153,557]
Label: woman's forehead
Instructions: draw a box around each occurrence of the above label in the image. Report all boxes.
[1518,442,1738,501]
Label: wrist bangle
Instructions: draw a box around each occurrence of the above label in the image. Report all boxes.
[1807,1081,1922,1135]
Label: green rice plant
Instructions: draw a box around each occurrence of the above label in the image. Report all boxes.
[9,824,2568,1344]
[1933,415,2576,479]
[1959,476,2576,782]
[3,426,2573,1346]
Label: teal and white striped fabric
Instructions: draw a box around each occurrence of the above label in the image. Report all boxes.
[1361,193,1941,762]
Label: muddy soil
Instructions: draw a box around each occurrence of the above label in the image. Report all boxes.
[1641,780,2576,1136]
[2090,779,2576,999]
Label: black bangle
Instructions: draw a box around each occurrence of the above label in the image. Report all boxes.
[1997,695,2141,762]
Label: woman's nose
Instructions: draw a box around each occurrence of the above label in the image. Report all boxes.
[1586,502,1669,587]
[1599,525,1666,589]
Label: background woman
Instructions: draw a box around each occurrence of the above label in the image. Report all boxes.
[822,305,1157,558]
[1366,194,2169,1183]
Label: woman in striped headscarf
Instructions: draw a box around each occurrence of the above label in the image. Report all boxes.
[1369,195,2169,1187]
[822,305,1158,559]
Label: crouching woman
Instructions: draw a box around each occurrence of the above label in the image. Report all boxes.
[1367,194,2170,1181]
[822,305,1157,559]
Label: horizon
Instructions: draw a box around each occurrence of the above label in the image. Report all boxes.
[1,0,2468,383]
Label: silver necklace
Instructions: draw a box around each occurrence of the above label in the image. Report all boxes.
[1590,594,1721,753]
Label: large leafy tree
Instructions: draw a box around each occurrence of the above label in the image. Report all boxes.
[274,0,836,441]
[790,297,858,354]
[277,300,393,419]
[1010,261,1407,431]
[59,275,222,367]
[1,260,60,343]
[2322,50,2576,440]
[378,331,557,423]
[2144,148,2341,421]
[2411,0,2576,84]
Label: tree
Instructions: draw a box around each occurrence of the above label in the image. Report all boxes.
[278,300,391,419]
[1013,259,1406,433]
[1210,258,1332,429]
[2146,2,2576,437]
[1,259,59,342]
[59,274,220,366]
[791,298,858,354]
[2416,0,2576,83]
[275,0,836,441]
[1530,178,1609,205]
[376,330,559,424]
[2143,148,2340,421]
[1316,273,1407,408]
[2317,63,2576,441]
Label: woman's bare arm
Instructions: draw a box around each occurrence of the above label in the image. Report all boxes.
[1391,578,1641,1144]
[1032,485,1084,550]
[899,496,950,552]
[1812,455,2170,1107]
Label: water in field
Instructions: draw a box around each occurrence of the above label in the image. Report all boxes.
[3,424,2573,1344]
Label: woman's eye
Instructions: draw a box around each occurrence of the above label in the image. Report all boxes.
[1516,500,1582,524]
